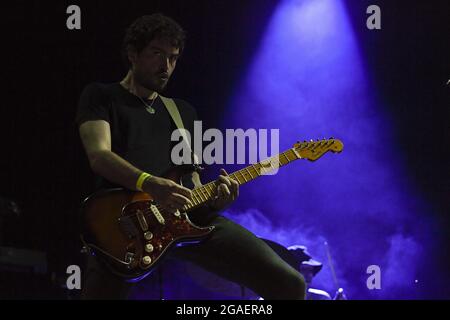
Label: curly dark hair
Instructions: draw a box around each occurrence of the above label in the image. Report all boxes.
[122,13,186,67]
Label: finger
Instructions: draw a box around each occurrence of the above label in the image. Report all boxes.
[219,175,232,188]
[216,184,223,198]
[219,169,232,186]
[171,193,193,207]
[230,179,239,197]
[221,168,239,187]
[218,183,231,197]
[172,184,193,200]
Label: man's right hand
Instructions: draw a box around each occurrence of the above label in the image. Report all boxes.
[142,176,193,213]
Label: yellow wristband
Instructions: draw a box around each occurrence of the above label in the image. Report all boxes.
[136,172,151,191]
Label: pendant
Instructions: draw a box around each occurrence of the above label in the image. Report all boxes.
[146,106,156,114]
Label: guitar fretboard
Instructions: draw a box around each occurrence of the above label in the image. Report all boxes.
[183,148,299,212]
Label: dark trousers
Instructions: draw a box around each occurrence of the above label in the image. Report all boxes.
[80,212,305,300]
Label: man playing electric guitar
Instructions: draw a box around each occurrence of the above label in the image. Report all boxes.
[76,14,306,299]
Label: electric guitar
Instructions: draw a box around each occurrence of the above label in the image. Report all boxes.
[80,138,343,280]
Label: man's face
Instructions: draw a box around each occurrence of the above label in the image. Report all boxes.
[129,38,180,93]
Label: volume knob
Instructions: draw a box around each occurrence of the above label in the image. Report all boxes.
[142,256,152,265]
[144,232,153,240]
[145,244,154,253]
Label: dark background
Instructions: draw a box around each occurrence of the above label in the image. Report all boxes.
[0,0,448,299]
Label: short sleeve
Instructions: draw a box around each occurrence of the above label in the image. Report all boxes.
[75,83,111,127]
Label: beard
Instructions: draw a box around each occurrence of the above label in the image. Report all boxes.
[134,69,169,93]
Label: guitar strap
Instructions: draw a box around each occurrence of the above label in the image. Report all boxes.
[159,95,200,166]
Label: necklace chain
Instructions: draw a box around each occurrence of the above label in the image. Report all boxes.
[119,78,157,114]
[138,95,157,114]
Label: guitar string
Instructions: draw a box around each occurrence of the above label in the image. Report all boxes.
[126,149,299,222]
[125,141,334,222]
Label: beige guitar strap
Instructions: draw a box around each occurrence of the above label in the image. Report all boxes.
[159,95,200,165]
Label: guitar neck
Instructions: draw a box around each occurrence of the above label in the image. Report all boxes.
[183,148,300,212]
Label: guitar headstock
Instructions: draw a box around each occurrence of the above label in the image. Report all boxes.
[292,138,344,161]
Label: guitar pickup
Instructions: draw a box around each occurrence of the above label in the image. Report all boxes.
[150,204,165,225]
[136,209,149,231]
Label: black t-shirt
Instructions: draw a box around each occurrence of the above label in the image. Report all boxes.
[76,82,198,190]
